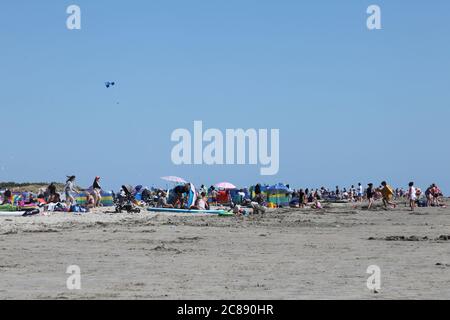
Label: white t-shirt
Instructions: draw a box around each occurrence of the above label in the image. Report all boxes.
[409,187,417,200]
[197,199,207,210]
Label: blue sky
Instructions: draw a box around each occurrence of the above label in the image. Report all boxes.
[1,0,449,192]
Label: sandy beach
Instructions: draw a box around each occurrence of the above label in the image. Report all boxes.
[1,199,449,300]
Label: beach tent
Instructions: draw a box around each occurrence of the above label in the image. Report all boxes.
[187,183,197,208]
[166,183,197,208]
[266,183,292,207]
[249,184,270,199]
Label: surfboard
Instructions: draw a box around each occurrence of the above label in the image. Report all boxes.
[0,209,40,217]
[0,204,18,212]
[147,207,233,216]
[0,211,29,217]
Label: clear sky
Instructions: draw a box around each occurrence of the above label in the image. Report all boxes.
[1,0,449,192]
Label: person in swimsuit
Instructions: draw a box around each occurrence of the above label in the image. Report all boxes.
[298,189,305,208]
[92,176,102,207]
[46,183,57,203]
[85,193,96,209]
[367,183,375,210]
[1,189,12,205]
[172,183,190,208]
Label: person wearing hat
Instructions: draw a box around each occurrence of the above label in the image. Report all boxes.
[92,176,102,207]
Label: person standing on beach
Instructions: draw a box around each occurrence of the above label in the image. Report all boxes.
[379,181,397,209]
[357,183,363,202]
[335,186,340,199]
[45,183,57,203]
[298,189,305,208]
[1,189,12,205]
[65,176,80,207]
[92,176,102,207]
[408,182,417,212]
[367,183,375,210]
[431,184,442,207]
[425,185,434,207]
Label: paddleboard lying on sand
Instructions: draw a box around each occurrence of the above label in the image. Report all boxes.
[147,207,233,216]
[0,210,40,217]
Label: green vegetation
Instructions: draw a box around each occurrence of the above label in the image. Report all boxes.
[0,182,65,193]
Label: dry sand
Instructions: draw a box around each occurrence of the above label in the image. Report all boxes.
[1,199,449,300]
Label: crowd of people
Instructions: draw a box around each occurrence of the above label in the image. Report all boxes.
[0,176,445,215]
[289,181,444,212]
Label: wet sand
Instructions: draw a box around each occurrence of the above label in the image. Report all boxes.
[1,199,449,299]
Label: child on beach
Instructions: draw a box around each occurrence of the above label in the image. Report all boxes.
[408,182,416,212]
[85,193,96,209]
[190,192,209,211]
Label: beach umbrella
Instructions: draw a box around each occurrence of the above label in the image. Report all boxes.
[161,176,187,184]
[215,182,237,189]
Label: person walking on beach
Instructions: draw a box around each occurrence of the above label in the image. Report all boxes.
[408,182,417,212]
[379,181,396,209]
[92,176,102,207]
[367,183,375,210]
[65,175,80,206]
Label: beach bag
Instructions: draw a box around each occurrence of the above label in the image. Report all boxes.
[70,205,81,213]
[418,200,427,207]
